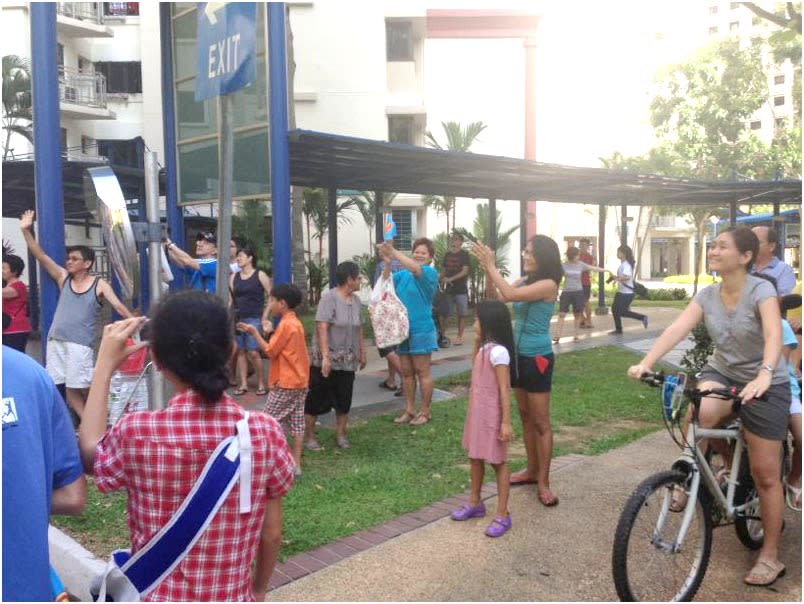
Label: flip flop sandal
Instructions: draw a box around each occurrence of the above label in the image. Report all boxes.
[379,381,397,390]
[255,388,268,396]
[744,559,786,586]
[537,488,559,507]
[231,388,248,396]
[409,412,431,426]
[784,479,802,512]
[510,472,538,486]
[393,411,415,424]
[552,337,560,344]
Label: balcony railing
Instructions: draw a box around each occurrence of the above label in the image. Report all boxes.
[59,67,108,109]
[56,2,105,24]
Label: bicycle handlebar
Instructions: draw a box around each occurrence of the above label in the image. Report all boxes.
[638,371,763,410]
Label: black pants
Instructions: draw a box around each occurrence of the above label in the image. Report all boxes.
[611,293,645,332]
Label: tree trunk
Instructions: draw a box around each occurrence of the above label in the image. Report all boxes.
[285,7,310,311]
[692,214,708,297]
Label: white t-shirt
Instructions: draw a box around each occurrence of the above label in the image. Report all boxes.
[617,261,634,294]
[482,343,511,366]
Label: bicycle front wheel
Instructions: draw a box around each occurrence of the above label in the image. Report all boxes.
[612,470,713,602]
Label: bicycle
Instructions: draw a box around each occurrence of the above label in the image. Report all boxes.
[611,371,783,601]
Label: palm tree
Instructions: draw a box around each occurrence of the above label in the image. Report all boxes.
[349,190,397,250]
[424,121,487,231]
[301,187,360,263]
[2,55,33,160]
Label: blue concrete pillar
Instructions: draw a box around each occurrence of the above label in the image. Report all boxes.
[268,3,291,285]
[30,3,64,355]
[160,3,185,290]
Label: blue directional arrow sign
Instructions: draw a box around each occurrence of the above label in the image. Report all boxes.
[195,2,257,101]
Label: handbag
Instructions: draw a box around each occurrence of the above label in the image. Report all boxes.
[369,275,409,348]
[623,280,649,299]
[91,413,253,601]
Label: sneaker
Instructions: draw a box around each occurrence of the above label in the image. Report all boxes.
[450,502,486,521]
[485,514,512,538]
[304,440,323,451]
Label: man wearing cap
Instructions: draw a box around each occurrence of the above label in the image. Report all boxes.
[752,226,796,296]
[164,231,219,294]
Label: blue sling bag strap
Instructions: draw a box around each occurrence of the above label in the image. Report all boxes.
[93,413,253,601]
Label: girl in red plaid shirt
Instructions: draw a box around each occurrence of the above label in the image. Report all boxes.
[79,291,296,602]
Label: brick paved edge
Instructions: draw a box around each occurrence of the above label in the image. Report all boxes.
[269,451,589,591]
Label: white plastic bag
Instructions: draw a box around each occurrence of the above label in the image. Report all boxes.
[368,276,409,348]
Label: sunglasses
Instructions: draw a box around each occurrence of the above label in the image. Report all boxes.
[196,232,216,243]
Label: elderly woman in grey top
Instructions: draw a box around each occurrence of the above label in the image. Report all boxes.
[304,261,367,450]
[628,227,789,588]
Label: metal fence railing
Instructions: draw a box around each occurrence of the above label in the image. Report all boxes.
[56,2,105,24]
[59,66,108,109]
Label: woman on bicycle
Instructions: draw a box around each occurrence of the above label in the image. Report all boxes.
[627,226,790,587]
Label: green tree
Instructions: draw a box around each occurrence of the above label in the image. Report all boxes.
[348,190,397,250]
[424,121,487,233]
[301,187,360,263]
[232,200,271,271]
[2,55,33,161]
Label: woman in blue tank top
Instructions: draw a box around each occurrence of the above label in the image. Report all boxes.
[471,235,563,507]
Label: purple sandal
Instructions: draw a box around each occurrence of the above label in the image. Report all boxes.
[485,514,512,538]
[450,502,486,521]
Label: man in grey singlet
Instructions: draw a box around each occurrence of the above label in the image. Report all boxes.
[20,210,133,421]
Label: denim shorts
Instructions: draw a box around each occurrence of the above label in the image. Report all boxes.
[235,317,262,351]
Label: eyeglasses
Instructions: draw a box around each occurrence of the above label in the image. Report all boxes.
[196,231,216,244]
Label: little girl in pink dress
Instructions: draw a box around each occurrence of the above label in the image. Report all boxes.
[450,300,514,537]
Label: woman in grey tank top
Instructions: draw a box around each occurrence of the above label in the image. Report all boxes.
[626,227,789,587]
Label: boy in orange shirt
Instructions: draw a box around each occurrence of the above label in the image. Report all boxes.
[238,283,310,474]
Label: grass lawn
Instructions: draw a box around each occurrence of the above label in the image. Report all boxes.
[53,346,672,561]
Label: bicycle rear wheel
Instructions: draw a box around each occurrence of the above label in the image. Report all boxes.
[732,442,787,549]
[612,470,713,601]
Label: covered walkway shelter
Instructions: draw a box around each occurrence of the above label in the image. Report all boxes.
[288,128,802,309]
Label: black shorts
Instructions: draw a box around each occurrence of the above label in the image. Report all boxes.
[378,345,397,358]
[558,290,585,314]
[511,353,554,393]
[305,366,356,415]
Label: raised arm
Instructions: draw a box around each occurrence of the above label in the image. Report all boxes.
[627,301,704,378]
[470,242,556,303]
[376,241,420,276]
[19,210,67,286]
[164,238,200,271]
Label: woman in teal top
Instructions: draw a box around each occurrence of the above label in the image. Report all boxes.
[472,235,563,507]
[378,238,439,426]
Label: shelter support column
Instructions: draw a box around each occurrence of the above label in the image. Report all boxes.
[375,190,384,252]
[488,198,497,250]
[328,187,338,288]
[729,200,737,226]
[524,36,538,239]
[620,204,628,246]
[596,201,608,315]
[519,199,527,275]
[30,3,64,352]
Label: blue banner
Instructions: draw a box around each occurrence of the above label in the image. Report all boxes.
[195,2,257,101]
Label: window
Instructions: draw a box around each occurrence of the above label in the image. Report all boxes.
[391,210,414,251]
[98,139,141,167]
[708,6,718,15]
[729,21,739,31]
[94,61,142,94]
[57,44,64,67]
[386,21,413,61]
[750,120,762,130]
[774,74,785,85]
[774,95,785,106]
[104,3,139,17]
[708,26,718,35]
[78,56,93,74]
[388,116,415,145]
[60,128,67,150]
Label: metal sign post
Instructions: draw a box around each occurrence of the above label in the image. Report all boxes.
[195,2,257,303]
[144,151,166,410]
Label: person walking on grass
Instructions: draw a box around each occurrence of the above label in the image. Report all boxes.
[305,262,367,449]
[553,246,607,343]
[19,210,133,421]
[471,235,563,507]
[450,301,514,537]
[238,283,309,476]
[230,244,272,396]
[610,244,648,335]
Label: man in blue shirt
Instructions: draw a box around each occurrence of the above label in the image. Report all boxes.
[2,346,87,601]
[752,226,796,295]
[164,230,219,293]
